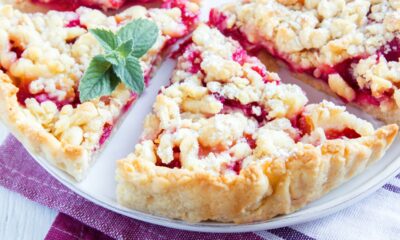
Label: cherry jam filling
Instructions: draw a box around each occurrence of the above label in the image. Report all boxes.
[210,8,400,107]
[10,45,24,59]
[291,113,361,140]
[156,146,182,169]
[209,9,261,53]
[187,50,202,74]
[244,133,257,149]
[232,48,247,65]
[213,93,268,123]
[99,123,113,146]
[16,81,80,109]
[325,128,361,140]
[290,113,311,142]
[163,0,199,33]
[227,159,243,175]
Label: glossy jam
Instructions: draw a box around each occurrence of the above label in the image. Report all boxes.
[99,123,113,146]
[16,82,80,110]
[244,133,257,149]
[232,48,247,65]
[156,147,182,169]
[325,128,361,140]
[65,18,85,28]
[187,50,202,74]
[228,159,243,175]
[163,0,198,33]
[214,93,268,123]
[290,113,311,142]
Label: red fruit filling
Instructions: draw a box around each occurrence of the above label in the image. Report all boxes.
[99,123,113,146]
[227,159,243,175]
[65,18,86,29]
[10,45,24,59]
[210,8,400,107]
[325,128,361,140]
[187,50,202,74]
[156,146,182,169]
[209,9,260,52]
[16,82,80,109]
[291,114,361,140]
[244,133,257,149]
[290,113,311,142]
[163,0,199,33]
[214,93,268,123]
[232,48,247,65]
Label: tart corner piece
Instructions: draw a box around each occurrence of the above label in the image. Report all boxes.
[0,2,200,180]
[116,24,398,223]
[0,71,90,178]
[210,0,400,125]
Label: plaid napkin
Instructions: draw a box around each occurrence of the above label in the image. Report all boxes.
[0,135,399,239]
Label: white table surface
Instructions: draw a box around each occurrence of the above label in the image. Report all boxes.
[0,122,57,240]
[0,186,56,240]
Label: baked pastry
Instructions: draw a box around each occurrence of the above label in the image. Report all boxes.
[210,0,400,124]
[116,24,398,223]
[0,1,200,180]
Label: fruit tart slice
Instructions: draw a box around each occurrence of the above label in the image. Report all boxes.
[116,24,398,223]
[210,0,400,124]
[0,1,199,180]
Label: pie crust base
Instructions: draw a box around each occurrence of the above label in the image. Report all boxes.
[117,123,397,223]
[0,73,91,178]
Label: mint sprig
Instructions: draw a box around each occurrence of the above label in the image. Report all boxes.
[79,19,159,102]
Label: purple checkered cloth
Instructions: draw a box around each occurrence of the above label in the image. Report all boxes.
[0,135,399,239]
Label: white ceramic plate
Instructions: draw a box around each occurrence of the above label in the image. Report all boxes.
[2,0,400,233]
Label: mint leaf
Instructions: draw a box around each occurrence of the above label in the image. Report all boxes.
[79,55,119,102]
[117,19,159,58]
[80,19,158,102]
[89,29,118,51]
[103,51,122,65]
[113,55,144,94]
[116,40,133,58]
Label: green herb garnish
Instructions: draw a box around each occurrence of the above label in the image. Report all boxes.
[79,19,159,102]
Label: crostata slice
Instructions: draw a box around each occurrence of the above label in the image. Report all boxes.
[211,0,400,124]
[116,24,398,223]
[0,1,199,180]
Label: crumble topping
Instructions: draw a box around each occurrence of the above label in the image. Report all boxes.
[0,3,197,154]
[131,24,374,175]
[214,0,400,111]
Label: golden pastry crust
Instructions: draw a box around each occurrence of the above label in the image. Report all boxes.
[116,25,398,223]
[117,124,397,223]
[0,3,199,180]
[0,72,90,178]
